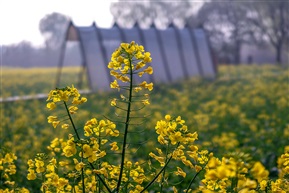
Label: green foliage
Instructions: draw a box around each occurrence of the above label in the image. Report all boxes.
[1,64,288,192]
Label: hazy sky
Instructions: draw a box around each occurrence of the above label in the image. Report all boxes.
[0,0,115,46]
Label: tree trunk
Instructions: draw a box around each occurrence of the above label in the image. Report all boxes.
[234,40,241,65]
[276,43,282,65]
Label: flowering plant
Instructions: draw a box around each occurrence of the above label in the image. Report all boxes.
[24,41,209,192]
[1,41,287,192]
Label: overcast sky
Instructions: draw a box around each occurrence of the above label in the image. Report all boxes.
[0,0,115,46]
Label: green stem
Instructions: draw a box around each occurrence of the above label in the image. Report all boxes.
[124,168,130,192]
[64,101,112,193]
[185,169,202,193]
[160,144,170,192]
[140,155,173,193]
[42,172,46,192]
[89,163,112,193]
[72,178,77,193]
[81,144,85,193]
[98,177,101,193]
[98,135,101,193]
[81,167,85,193]
[231,167,238,192]
[115,56,133,192]
[63,101,80,140]
[141,142,180,192]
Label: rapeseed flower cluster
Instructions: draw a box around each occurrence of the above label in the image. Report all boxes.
[256,147,289,192]
[27,153,71,192]
[0,150,30,192]
[46,85,87,129]
[25,42,157,192]
[108,41,152,82]
[200,154,263,192]
[108,41,153,107]
[277,146,289,178]
[1,43,288,192]
[148,115,210,192]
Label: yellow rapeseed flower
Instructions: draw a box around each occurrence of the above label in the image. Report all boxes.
[47,116,58,123]
[142,99,150,105]
[110,80,120,89]
[251,162,269,182]
[110,142,119,151]
[82,144,92,158]
[174,167,186,178]
[144,66,153,74]
[63,140,77,157]
[47,102,56,110]
[61,124,69,129]
[169,131,183,145]
[52,121,60,128]
[68,106,78,114]
[27,169,37,180]
[111,98,117,106]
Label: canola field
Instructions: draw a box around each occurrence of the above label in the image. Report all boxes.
[0,64,289,192]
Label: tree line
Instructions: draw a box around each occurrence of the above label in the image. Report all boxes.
[1,42,81,67]
[111,0,288,65]
[2,0,288,67]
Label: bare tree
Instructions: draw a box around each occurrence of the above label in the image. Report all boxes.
[39,12,70,49]
[195,1,254,64]
[248,1,289,64]
[110,0,196,28]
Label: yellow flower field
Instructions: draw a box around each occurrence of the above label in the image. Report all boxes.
[0,43,288,192]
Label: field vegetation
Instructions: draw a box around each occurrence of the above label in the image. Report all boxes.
[1,54,288,192]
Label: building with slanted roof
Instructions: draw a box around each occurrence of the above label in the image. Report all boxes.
[56,21,217,91]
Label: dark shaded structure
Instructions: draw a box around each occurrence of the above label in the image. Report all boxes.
[57,21,217,91]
